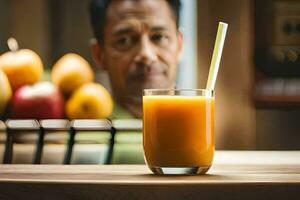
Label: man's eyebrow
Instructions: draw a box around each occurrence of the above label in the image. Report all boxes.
[112,25,170,36]
[112,27,135,36]
[150,26,170,32]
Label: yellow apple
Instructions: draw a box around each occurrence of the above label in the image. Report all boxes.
[66,83,113,119]
[51,53,94,95]
[0,69,12,116]
[0,38,44,91]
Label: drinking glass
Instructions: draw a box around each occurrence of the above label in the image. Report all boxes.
[143,89,215,175]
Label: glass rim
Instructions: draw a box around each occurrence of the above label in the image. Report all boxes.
[143,88,214,96]
[143,88,214,92]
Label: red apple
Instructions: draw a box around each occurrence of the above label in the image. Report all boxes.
[11,82,64,119]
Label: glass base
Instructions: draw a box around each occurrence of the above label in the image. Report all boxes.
[149,166,211,175]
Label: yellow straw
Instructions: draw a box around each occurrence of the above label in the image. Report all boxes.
[206,22,228,90]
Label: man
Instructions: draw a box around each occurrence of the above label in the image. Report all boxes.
[88,0,182,163]
[89,0,182,118]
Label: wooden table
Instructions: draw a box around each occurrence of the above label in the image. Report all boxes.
[0,151,299,200]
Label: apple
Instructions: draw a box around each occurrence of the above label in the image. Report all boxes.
[66,83,113,119]
[0,38,43,91]
[51,53,94,95]
[0,69,12,116]
[11,82,64,119]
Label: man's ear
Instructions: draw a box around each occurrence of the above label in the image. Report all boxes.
[176,31,183,62]
[90,38,106,70]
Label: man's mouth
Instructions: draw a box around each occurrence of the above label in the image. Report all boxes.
[131,67,166,81]
[140,70,165,80]
[128,63,167,80]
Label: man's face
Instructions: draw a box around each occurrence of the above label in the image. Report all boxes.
[95,0,182,104]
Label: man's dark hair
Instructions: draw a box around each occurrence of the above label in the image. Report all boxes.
[89,0,181,45]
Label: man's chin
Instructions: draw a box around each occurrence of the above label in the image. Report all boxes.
[127,94,142,104]
[126,80,174,102]
[141,81,172,90]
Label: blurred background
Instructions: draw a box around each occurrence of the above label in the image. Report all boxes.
[0,0,300,151]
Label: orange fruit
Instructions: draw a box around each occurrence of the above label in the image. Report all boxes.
[51,53,94,95]
[0,69,12,116]
[66,83,113,119]
[0,49,43,91]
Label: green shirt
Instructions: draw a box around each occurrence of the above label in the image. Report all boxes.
[109,103,144,164]
[110,103,135,119]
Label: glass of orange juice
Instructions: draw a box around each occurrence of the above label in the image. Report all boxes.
[143,89,215,175]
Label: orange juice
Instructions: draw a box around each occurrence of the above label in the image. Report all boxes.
[143,93,214,172]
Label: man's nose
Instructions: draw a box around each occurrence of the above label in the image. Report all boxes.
[134,36,158,65]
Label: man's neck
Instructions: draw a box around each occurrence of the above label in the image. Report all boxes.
[114,94,142,118]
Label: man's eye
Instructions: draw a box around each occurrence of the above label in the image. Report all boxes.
[114,36,133,49]
[151,33,168,44]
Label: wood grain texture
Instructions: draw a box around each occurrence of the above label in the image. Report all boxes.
[0,151,299,200]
